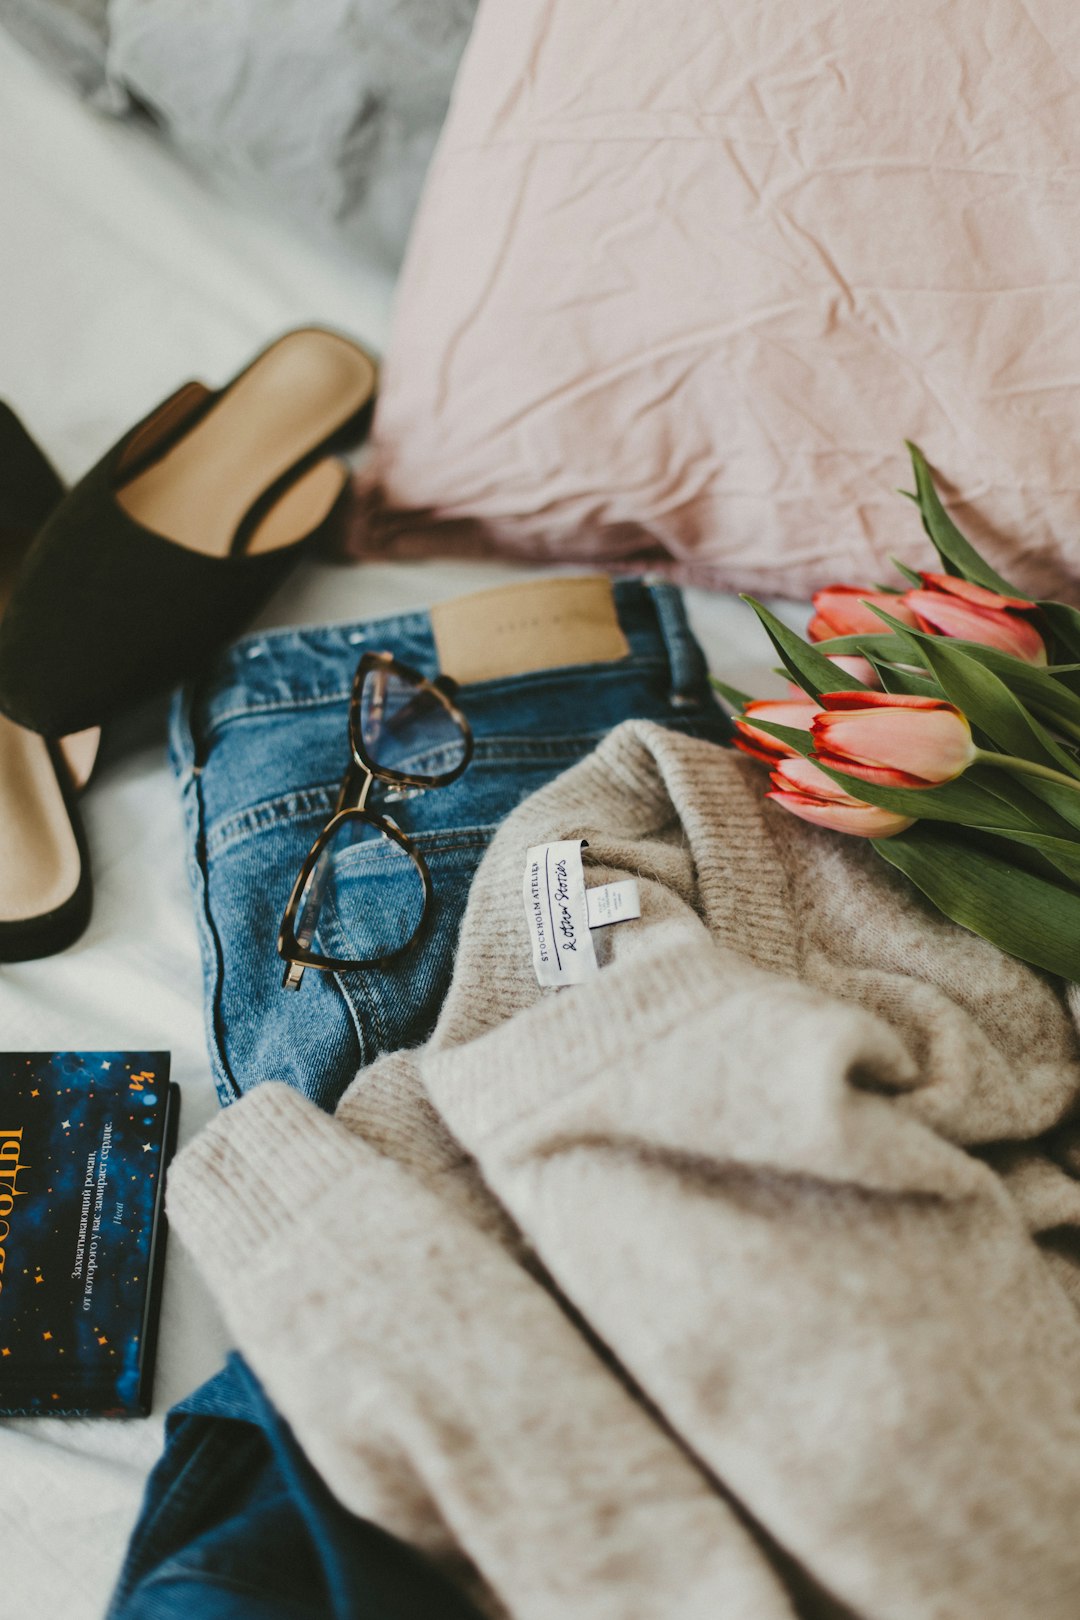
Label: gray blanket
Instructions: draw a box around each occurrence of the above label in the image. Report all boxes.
[0,0,477,270]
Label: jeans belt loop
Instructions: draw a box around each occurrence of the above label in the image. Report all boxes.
[643,577,707,709]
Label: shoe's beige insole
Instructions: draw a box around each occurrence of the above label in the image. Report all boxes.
[0,546,97,927]
[116,330,378,557]
[57,727,100,790]
[0,715,79,921]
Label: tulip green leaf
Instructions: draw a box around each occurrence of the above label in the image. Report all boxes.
[1012,776,1080,836]
[971,828,1080,888]
[859,609,943,672]
[740,598,867,700]
[809,632,943,699]
[934,644,1076,737]
[1038,602,1080,663]
[1045,667,1080,703]
[904,443,1021,596]
[819,630,1080,725]
[872,823,1080,981]
[890,555,925,588]
[739,719,816,758]
[965,765,1079,838]
[870,661,943,701]
[948,654,1080,740]
[816,632,917,659]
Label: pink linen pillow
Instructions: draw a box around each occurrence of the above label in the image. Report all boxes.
[351,0,1080,601]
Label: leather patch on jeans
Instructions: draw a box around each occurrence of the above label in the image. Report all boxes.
[431,575,630,683]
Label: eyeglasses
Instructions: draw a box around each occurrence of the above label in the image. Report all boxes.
[278,651,473,990]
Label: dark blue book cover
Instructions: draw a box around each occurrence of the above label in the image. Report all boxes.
[0,1051,178,1417]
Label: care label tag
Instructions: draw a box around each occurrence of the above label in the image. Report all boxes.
[585,879,641,929]
[522,840,598,987]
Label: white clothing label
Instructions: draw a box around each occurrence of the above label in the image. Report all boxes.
[522,840,598,987]
[585,879,641,928]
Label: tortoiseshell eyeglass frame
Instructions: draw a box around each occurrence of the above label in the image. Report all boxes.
[277,651,473,991]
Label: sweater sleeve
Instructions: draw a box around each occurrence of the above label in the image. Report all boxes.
[423,936,1080,1620]
[165,1080,795,1620]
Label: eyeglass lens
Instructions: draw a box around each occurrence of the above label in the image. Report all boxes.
[292,814,427,965]
[358,663,468,779]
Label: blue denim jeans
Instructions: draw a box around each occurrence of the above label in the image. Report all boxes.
[107,1355,485,1620]
[170,579,729,1110]
[120,581,728,1617]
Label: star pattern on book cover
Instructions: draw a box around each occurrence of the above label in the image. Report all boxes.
[0,1051,176,1415]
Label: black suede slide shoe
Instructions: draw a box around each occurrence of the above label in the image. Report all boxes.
[0,401,63,543]
[0,327,378,738]
[0,407,93,961]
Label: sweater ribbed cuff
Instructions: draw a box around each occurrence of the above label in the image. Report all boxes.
[424,936,728,1145]
[166,1082,362,1287]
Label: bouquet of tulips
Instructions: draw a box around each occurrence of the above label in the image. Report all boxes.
[716,443,1080,981]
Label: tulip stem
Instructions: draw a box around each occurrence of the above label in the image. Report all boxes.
[973,750,1080,792]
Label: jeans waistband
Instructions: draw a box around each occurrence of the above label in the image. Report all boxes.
[190,578,708,742]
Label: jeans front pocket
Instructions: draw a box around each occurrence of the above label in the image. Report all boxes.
[196,769,496,1110]
[197,795,366,1110]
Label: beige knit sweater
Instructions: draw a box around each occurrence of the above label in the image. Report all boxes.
[167,720,1080,1620]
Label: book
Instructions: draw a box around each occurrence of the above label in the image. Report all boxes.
[0,1051,179,1417]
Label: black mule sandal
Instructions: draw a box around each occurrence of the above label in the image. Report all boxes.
[0,407,94,961]
[0,327,378,737]
[0,401,63,541]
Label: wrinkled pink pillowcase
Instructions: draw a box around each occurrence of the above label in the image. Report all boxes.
[351,0,1080,601]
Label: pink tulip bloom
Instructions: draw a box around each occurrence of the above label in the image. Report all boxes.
[919,572,1035,612]
[905,582,1047,665]
[810,691,976,788]
[767,756,914,838]
[808,586,918,641]
[771,755,868,802]
[829,653,880,687]
[732,699,820,765]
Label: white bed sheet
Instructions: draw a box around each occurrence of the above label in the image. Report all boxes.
[0,31,804,1618]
